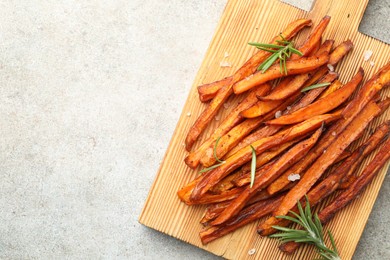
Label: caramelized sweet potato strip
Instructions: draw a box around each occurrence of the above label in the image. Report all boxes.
[198,76,233,102]
[185,19,312,150]
[233,52,329,94]
[211,128,322,225]
[291,16,331,60]
[191,113,341,201]
[317,79,342,99]
[259,101,381,234]
[185,83,271,168]
[342,62,390,119]
[200,195,284,244]
[267,69,363,125]
[319,137,390,224]
[189,187,245,205]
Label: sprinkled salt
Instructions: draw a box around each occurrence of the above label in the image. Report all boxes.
[248,248,256,255]
[215,115,220,121]
[224,52,230,58]
[275,110,282,118]
[220,61,232,68]
[286,106,292,111]
[363,50,373,61]
[370,61,375,67]
[223,102,230,109]
[288,173,300,182]
[327,64,335,72]
[323,149,327,153]
[332,131,336,136]
[182,143,185,147]
[245,74,254,81]
[205,148,213,158]
[186,112,191,117]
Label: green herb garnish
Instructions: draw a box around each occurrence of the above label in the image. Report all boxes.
[249,145,257,188]
[301,82,331,92]
[270,196,340,260]
[249,35,302,74]
[199,137,226,174]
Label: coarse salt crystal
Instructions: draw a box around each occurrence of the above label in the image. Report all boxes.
[370,61,375,67]
[275,111,282,118]
[288,173,300,182]
[220,61,232,68]
[323,149,327,153]
[186,112,191,117]
[224,52,230,58]
[327,64,335,72]
[363,50,373,61]
[215,115,220,121]
[287,106,292,111]
[205,148,213,158]
[332,131,336,136]
[223,103,230,109]
[248,248,256,255]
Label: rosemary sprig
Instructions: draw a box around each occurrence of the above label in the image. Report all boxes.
[199,137,225,174]
[301,82,331,92]
[249,35,302,74]
[249,145,256,188]
[270,196,340,260]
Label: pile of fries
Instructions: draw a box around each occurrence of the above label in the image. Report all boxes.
[177,16,390,253]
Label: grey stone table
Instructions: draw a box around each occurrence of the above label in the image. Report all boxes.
[0,0,388,259]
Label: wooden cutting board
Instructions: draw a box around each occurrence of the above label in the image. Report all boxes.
[139,0,390,259]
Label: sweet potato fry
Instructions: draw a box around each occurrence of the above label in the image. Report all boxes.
[317,79,342,99]
[291,16,331,60]
[319,137,390,224]
[328,39,353,66]
[342,62,390,119]
[211,128,322,225]
[240,98,285,119]
[260,101,381,234]
[185,83,271,168]
[189,187,245,205]
[209,171,241,194]
[191,113,341,201]
[200,195,284,244]
[267,68,363,125]
[185,19,312,150]
[198,76,233,102]
[201,93,300,167]
[233,52,329,94]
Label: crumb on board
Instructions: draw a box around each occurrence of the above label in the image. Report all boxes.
[370,61,375,67]
[186,112,191,117]
[248,248,256,255]
[224,51,229,58]
[363,50,373,61]
[220,61,232,68]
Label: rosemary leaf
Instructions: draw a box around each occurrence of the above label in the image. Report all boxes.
[301,82,331,92]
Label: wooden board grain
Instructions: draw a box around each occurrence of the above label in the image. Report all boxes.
[139,0,390,259]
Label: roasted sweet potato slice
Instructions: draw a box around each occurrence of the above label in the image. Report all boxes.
[198,76,233,102]
[200,195,284,244]
[267,68,363,125]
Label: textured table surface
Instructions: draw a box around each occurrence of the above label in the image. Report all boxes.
[0,0,388,259]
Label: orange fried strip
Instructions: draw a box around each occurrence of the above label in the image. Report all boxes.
[260,101,381,233]
[233,52,329,95]
[185,83,271,168]
[211,128,322,226]
[200,195,284,244]
[191,113,340,201]
[267,68,363,125]
[198,76,233,102]
[185,19,312,150]
[291,16,331,59]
